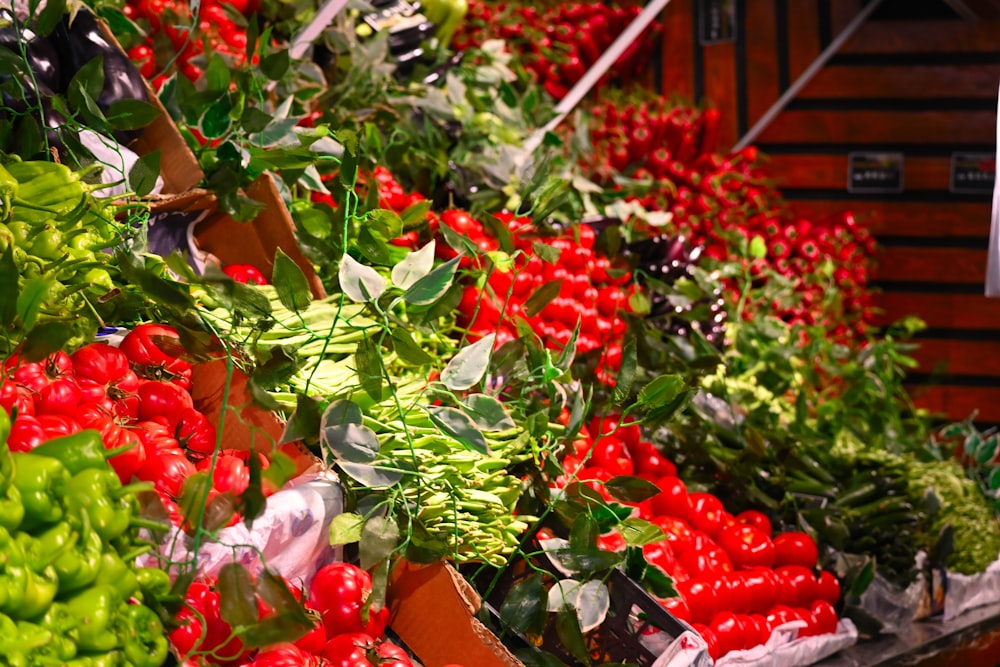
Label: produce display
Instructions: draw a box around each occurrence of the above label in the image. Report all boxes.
[0,1,995,666]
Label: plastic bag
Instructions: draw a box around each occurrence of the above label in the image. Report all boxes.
[942,555,1000,621]
[140,470,344,587]
[714,619,858,667]
[986,81,1000,297]
[858,571,928,633]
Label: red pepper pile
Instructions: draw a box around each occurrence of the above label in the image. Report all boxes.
[453,0,661,99]
[122,0,256,88]
[171,563,424,666]
[556,416,843,661]
[577,90,877,338]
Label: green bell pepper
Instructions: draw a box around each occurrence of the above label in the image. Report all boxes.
[37,601,80,661]
[0,409,12,493]
[135,566,171,602]
[65,585,119,653]
[53,509,103,595]
[16,521,77,572]
[11,452,69,533]
[31,430,116,476]
[14,563,59,620]
[0,483,24,532]
[422,0,468,47]
[118,603,169,667]
[64,468,134,544]
[0,163,17,222]
[93,550,139,605]
[0,610,18,653]
[0,527,27,614]
[14,619,52,650]
[63,651,126,666]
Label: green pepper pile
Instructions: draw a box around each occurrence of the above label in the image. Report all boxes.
[0,158,132,354]
[0,410,170,667]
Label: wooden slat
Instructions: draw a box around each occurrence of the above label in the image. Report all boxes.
[745,0,781,127]
[757,110,996,144]
[875,292,1000,330]
[829,0,863,35]
[766,154,957,190]
[787,201,993,238]
[842,20,1000,53]
[912,339,1000,377]
[799,65,1000,99]
[909,385,1000,424]
[702,42,739,149]
[661,0,695,98]
[872,247,987,284]
[787,0,822,81]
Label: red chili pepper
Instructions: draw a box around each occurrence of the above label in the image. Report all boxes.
[562,54,586,85]
[797,239,821,262]
[645,147,672,179]
[699,108,722,156]
[629,126,653,166]
[543,79,569,100]
[574,30,600,65]
[610,144,631,172]
[769,239,791,260]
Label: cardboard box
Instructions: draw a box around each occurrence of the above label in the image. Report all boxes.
[150,171,327,300]
[388,560,524,667]
[94,15,204,194]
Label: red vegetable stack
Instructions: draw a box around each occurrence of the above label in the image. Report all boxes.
[558,416,843,661]
[577,89,877,339]
[453,0,662,99]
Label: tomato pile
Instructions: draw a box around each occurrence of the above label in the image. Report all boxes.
[559,416,843,661]
[576,90,877,338]
[170,563,446,666]
[122,0,256,88]
[453,0,661,100]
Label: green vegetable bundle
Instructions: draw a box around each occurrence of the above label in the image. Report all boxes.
[0,411,169,667]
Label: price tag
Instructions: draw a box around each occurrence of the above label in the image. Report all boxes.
[950,152,996,195]
[847,152,904,194]
[698,0,736,45]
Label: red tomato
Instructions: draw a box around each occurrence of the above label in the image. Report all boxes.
[8,414,46,451]
[0,380,34,416]
[72,344,140,419]
[766,605,798,631]
[675,579,717,624]
[740,612,762,649]
[774,565,820,607]
[597,531,626,553]
[293,613,327,655]
[590,437,633,477]
[309,563,389,639]
[197,454,250,494]
[322,632,376,666]
[137,449,197,499]
[588,415,640,450]
[631,442,676,479]
[678,546,732,579]
[717,524,776,570]
[120,323,193,387]
[735,509,772,537]
[105,424,147,484]
[137,381,194,424]
[810,599,839,635]
[651,476,690,520]
[739,567,779,614]
[792,607,818,638]
[250,643,311,667]
[688,493,726,537]
[127,44,156,79]
[133,420,180,456]
[376,641,413,667]
[660,596,691,623]
[720,572,751,614]
[168,609,205,660]
[816,570,841,605]
[6,351,73,394]
[749,613,771,646]
[772,532,819,569]
[36,414,82,437]
[710,611,745,656]
[35,377,81,416]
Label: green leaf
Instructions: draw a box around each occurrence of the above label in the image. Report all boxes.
[440,334,495,391]
[400,200,431,230]
[69,54,105,110]
[643,563,677,599]
[321,400,363,429]
[321,422,380,463]
[35,0,66,35]
[241,458,267,529]
[481,213,515,254]
[749,235,767,259]
[337,461,402,488]
[255,570,312,625]
[329,512,365,546]
[637,374,686,410]
[499,574,547,636]
[0,245,19,326]
[280,394,322,445]
[241,106,272,134]
[272,248,312,312]
[569,515,599,551]
[605,476,661,503]
[201,96,233,138]
[612,339,637,405]
[129,150,161,197]
[523,280,562,318]
[20,319,78,362]
[107,98,162,131]
[532,241,561,264]
[253,345,300,389]
[205,54,231,93]
[548,548,622,574]
[554,606,591,666]
[261,49,290,80]
[360,515,400,571]
[218,563,260,629]
[849,558,876,598]
[391,241,436,290]
[426,405,489,454]
[248,377,282,412]
[389,327,434,366]
[355,337,383,402]
[240,615,311,649]
[260,452,296,493]
[367,209,403,240]
[460,394,516,431]
[619,518,667,547]
[339,255,386,303]
[16,276,53,330]
[403,256,460,307]
[356,226,391,266]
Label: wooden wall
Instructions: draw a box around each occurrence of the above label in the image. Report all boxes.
[660,0,1000,426]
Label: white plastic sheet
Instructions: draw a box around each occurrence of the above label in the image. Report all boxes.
[942,555,1000,622]
[986,81,1000,297]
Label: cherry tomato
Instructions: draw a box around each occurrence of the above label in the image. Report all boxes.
[676,579,717,624]
[772,531,819,569]
[710,611,745,656]
[137,449,197,499]
[660,596,691,623]
[309,563,389,639]
[651,476,690,520]
[678,546,732,579]
[766,604,798,631]
[590,436,633,476]
[127,44,156,79]
[816,570,841,605]
[739,567,778,614]
[735,509,772,537]
[642,540,678,577]
[810,599,839,635]
[631,441,676,479]
[691,623,721,661]
[688,493,725,537]
[774,565,819,607]
[717,524,776,570]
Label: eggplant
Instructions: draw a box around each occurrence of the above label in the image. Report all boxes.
[52,7,147,144]
[0,10,61,111]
